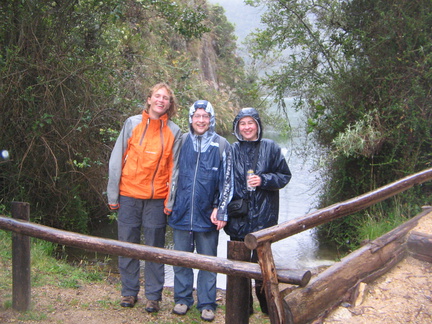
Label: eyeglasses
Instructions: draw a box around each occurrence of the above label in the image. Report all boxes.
[192,113,210,120]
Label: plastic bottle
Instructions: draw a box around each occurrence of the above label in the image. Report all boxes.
[246,169,255,191]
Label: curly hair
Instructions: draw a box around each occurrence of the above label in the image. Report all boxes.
[146,83,178,119]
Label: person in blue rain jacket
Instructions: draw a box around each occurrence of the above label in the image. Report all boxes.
[167,100,232,322]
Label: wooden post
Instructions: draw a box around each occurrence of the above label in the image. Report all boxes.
[11,202,31,311]
[256,242,292,324]
[226,241,252,324]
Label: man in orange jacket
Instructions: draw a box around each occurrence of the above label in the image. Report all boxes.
[107,83,182,312]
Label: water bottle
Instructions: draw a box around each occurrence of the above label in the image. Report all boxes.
[246,169,255,191]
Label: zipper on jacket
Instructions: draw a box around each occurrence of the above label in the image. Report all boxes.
[190,136,201,231]
[150,120,165,198]
[139,118,150,145]
[139,117,165,199]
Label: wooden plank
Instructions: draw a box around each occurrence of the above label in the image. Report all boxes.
[11,202,31,311]
[0,216,309,285]
[245,168,432,250]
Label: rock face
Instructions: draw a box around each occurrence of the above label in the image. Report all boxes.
[199,34,219,90]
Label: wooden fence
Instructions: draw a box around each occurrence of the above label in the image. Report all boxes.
[0,205,310,312]
[1,167,431,323]
[243,167,432,324]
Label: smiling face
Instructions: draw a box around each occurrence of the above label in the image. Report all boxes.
[238,116,258,141]
[147,86,171,119]
[191,108,211,135]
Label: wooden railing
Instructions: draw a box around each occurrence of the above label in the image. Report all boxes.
[244,167,432,324]
[1,167,431,323]
[0,204,310,312]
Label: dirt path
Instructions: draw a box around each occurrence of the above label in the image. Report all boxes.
[1,255,430,324]
[0,277,270,323]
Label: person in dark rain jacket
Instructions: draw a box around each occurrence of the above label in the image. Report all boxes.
[224,107,291,315]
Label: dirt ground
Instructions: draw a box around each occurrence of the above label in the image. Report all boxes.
[1,210,431,324]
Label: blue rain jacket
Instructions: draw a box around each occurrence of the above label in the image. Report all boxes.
[168,101,232,232]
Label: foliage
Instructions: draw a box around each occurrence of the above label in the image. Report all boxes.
[0,0,257,232]
[331,109,383,158]
[246,0,432,248]
[317,197,415,253]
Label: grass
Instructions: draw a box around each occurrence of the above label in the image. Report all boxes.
[0,228,105,306]
[356,204,411,243]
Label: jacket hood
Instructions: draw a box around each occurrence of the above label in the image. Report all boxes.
[233,107,262,141]
[188,100,215,135]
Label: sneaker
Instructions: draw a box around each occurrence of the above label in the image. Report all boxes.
[145,300,160,313]
[172,303,189,315]
[120,296,137,308]
[201,309,215,322]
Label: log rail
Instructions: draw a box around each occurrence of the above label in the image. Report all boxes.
[0,215,310,285]
[245,168,432,250]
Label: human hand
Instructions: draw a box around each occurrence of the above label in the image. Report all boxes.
[210,208,226,230]
[247,174,261,189]
[214,220,227,231]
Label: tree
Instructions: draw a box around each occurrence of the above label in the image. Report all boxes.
[246,0,431,248]
[0,0,221,232]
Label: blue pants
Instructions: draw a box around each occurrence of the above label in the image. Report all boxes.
[172,229,219,311]
[117,196,166,301]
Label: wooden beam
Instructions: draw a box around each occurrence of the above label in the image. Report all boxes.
[0,216,309,285]
[245,168,432,250]
[226,241,252,324]
[257,242,293,324]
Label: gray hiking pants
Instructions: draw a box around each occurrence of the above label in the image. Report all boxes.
[117,195,166,301]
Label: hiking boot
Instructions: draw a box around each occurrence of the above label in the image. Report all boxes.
[145,300,160,313]
[201,309,215,322]
[172,303,189,315]
[120,296,137,308]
